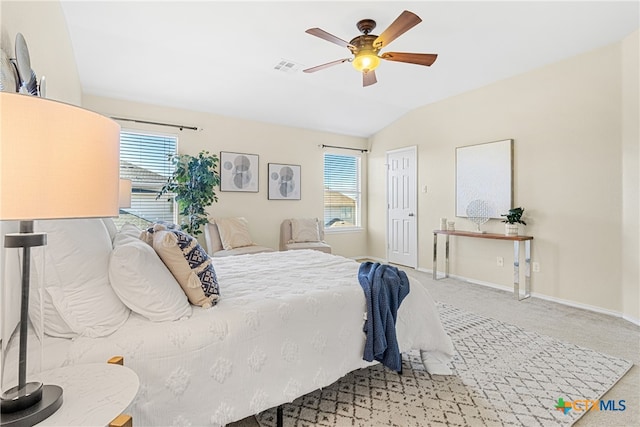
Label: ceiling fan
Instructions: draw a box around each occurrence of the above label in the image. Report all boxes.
[303,10,438,87]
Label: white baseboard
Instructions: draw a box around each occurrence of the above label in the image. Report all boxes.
[623,313,640,326]
[414,267,640,326]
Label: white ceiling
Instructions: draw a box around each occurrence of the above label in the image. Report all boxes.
[60,1,639,138]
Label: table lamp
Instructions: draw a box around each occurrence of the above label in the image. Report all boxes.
[119,179,132,209]
[0,92,120,425]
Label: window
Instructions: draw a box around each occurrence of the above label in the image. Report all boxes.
[118,131,177,229]
[323,153,361,229]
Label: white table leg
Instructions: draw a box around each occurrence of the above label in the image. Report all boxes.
[433,233,450,280]
[513,240,531,300]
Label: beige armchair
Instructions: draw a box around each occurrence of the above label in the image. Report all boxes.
[280,218,332,254]
[204,218,275,257]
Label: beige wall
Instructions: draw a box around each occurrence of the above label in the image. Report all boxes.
[0,0,82,105]
[1,0,83,330]
[621,30,640,323]
[1,0,81,245]
[369,39,635,317]
[83,95,369,258]
[2,0,637,321]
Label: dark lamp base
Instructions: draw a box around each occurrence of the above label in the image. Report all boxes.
[0,384,63,426]
[1,382,43,413]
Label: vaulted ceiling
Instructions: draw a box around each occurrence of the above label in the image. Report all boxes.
[60,1,639,137]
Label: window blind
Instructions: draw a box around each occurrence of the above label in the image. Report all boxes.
[323,153,361,228]
[119,131,177,225]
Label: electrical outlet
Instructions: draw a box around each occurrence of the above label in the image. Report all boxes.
[497,256,504,267]
[532,262,540,272]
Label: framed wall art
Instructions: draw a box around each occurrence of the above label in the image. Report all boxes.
[220,151,259,192]
[268,163,301,200]
[455,139,513,219]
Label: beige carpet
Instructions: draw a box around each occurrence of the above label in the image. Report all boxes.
[229,269,639,427]
[255,302,631,426]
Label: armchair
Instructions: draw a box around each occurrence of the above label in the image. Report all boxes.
[280,218,332,254]
[204,218,275,257]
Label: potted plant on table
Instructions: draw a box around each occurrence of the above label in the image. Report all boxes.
[501,207,526,236]
[158,150,220,237]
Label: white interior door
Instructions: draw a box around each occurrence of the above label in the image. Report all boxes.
[387,146,418,268]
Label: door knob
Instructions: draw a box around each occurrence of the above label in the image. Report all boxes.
[408,213,415,217]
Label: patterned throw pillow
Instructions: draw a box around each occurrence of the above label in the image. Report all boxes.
[153,229,220,308]
[140,221,181,246]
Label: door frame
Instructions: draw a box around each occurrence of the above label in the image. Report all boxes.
[386,145,418,268]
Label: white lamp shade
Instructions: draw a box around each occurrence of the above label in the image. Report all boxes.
[119,179,132,209]
[0,93,120,220]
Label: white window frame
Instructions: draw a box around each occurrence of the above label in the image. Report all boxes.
[323,152,362,233]
[118,130,178,228]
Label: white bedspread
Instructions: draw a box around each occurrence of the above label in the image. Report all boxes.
[37,250,453,426]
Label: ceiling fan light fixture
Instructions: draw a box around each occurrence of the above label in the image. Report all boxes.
[305,10,435,86]
[352,51,380,73]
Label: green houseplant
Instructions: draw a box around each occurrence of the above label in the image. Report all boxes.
[158,150,220,236]
[501,207,526,236]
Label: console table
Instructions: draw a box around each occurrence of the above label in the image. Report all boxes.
[433,230,533,300]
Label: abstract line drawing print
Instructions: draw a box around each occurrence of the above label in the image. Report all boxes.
[268,163,300,200]
[220,152,259,192]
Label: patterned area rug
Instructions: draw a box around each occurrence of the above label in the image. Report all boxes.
[256,303,632,427]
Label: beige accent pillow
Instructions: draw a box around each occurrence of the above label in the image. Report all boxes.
[152,230,219,308]
[290,218,321,243]
[215,217,254,250]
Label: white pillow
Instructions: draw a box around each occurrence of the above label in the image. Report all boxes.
[31,219,130,338]
[113,223,143,247]
[215,217,254,250]
[109,236,192,322]
[102,218,118,243]
[290,218,321,243]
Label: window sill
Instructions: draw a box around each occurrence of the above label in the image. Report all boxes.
[324,227,364,234]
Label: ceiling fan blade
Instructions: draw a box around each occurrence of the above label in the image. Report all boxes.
[363,70,377,87]
[303,58,351,73]
[306,28,355,50]
[380,52,438,66]
[374,10,422,49]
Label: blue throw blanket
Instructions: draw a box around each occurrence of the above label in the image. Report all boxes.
[357,262,410,372]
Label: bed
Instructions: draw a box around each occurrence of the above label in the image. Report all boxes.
[2,219,454,426]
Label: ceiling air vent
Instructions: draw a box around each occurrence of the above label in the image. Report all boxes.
[274,59,301,73]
